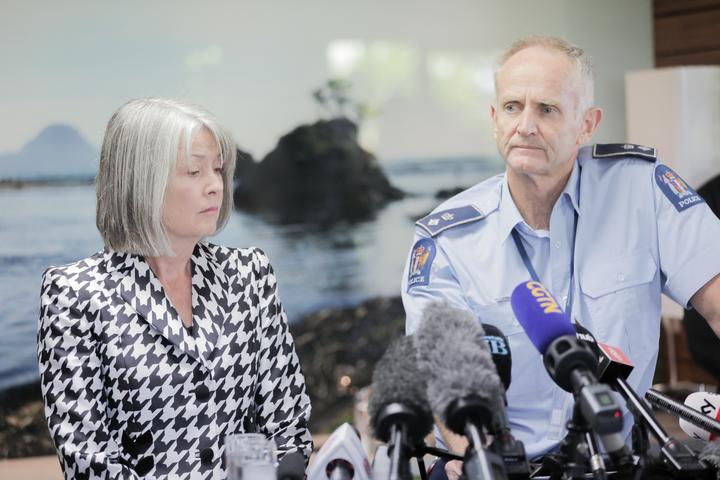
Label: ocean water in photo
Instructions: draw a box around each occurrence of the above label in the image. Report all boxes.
[0,157,501,390]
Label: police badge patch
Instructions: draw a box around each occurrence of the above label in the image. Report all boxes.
[407,238,436,290]
[655,165,704,212]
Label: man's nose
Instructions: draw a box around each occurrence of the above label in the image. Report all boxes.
[516,109,538,136]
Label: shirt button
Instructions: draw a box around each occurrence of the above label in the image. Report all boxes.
[195,385,211,402]
[562,295,568,304]
[554,241,561,249]
[200,448,213,464]
[618,273,626,281]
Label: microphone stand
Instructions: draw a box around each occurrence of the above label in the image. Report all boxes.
[388,423,411,480]
[556,401,606,480]
[612,379,709,478]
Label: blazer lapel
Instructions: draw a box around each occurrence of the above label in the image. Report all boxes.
[104,250,204,365]
[191,243,230,367]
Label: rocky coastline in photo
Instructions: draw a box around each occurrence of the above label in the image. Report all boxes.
[233,118,404,225]
[0,296,405,459]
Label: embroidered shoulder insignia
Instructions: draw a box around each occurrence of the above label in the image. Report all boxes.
[416,205,485,237]
[592,143,657,161]
[654,164,705,212]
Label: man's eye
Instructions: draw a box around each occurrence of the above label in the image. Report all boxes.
[504,104,517,113]
[541,106,554,114]
[188,170,200,176]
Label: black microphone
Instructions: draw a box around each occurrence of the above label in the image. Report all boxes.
[482,324,511,391]
[368,335,433,480]
[700,440,720,480]
[415,301,508,480]
[574,322,710,476]
[481,324,530,479]
[277,451,306,480]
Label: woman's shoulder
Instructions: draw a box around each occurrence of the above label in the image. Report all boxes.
[202,242,271,263]
[43,250,107,281]
[201,242,274,275]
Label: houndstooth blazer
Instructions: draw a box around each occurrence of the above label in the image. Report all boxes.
[37,242,312,479]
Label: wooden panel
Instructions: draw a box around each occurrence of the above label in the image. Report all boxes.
[654,0,720,17]
[655,9,720,56]
[656,48,720,66]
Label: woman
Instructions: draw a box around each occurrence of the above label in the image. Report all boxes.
[37,98,312,479]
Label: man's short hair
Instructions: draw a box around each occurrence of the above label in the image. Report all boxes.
[96,97,237,257]
[495,35,595,115]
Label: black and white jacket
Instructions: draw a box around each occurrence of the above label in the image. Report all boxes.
[37,242,312,479]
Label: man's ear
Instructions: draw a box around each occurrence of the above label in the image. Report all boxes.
[578,107,603,145]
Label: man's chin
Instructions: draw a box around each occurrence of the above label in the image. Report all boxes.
[506,152,547,172]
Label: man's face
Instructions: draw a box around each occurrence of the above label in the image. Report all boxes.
[491,46,591,182]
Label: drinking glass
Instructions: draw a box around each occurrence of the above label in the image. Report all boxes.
[225,433,277,480]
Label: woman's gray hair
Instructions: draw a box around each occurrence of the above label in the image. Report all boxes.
[96,98,237,256]
[495,35,595,117]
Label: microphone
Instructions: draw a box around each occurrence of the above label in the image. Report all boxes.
[511,281,626,480]
[644,390,720,441]
[481,323,530,479]
[482,324,511,391]
[277,451,306,480]
[573,323,710,475]
[368,335,433,480]
[682,392,720,441]
[415,301,508,479]
[700,440,720,480]
[510,282,624,432]
[306,423,371,480]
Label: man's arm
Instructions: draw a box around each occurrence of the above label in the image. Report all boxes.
[690,272,720,338]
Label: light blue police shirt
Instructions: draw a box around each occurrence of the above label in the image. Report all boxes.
[401,144,720,459]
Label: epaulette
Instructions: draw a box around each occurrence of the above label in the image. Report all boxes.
[416,205,485,237]
[592,143,657,162]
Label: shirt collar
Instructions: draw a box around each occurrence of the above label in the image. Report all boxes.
[498,159,581,243]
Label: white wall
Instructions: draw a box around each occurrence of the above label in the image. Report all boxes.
[0,0,653,161]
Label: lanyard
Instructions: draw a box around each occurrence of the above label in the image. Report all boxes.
[511,209,578,315]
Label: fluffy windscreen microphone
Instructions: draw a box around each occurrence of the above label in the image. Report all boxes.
[368,335,433,442]
[368,335,433,480]
[415,302,509,479]
[414,301,504,428]
[701,440,720,480]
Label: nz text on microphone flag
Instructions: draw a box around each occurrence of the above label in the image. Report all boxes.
[510,280,576,354]
[682,392,720,441]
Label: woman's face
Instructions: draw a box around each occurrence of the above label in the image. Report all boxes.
[162,127,224,250]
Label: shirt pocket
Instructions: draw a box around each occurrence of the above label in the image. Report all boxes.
[580,248,658,359]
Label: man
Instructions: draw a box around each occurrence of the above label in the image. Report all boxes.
[401,35,720,478]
